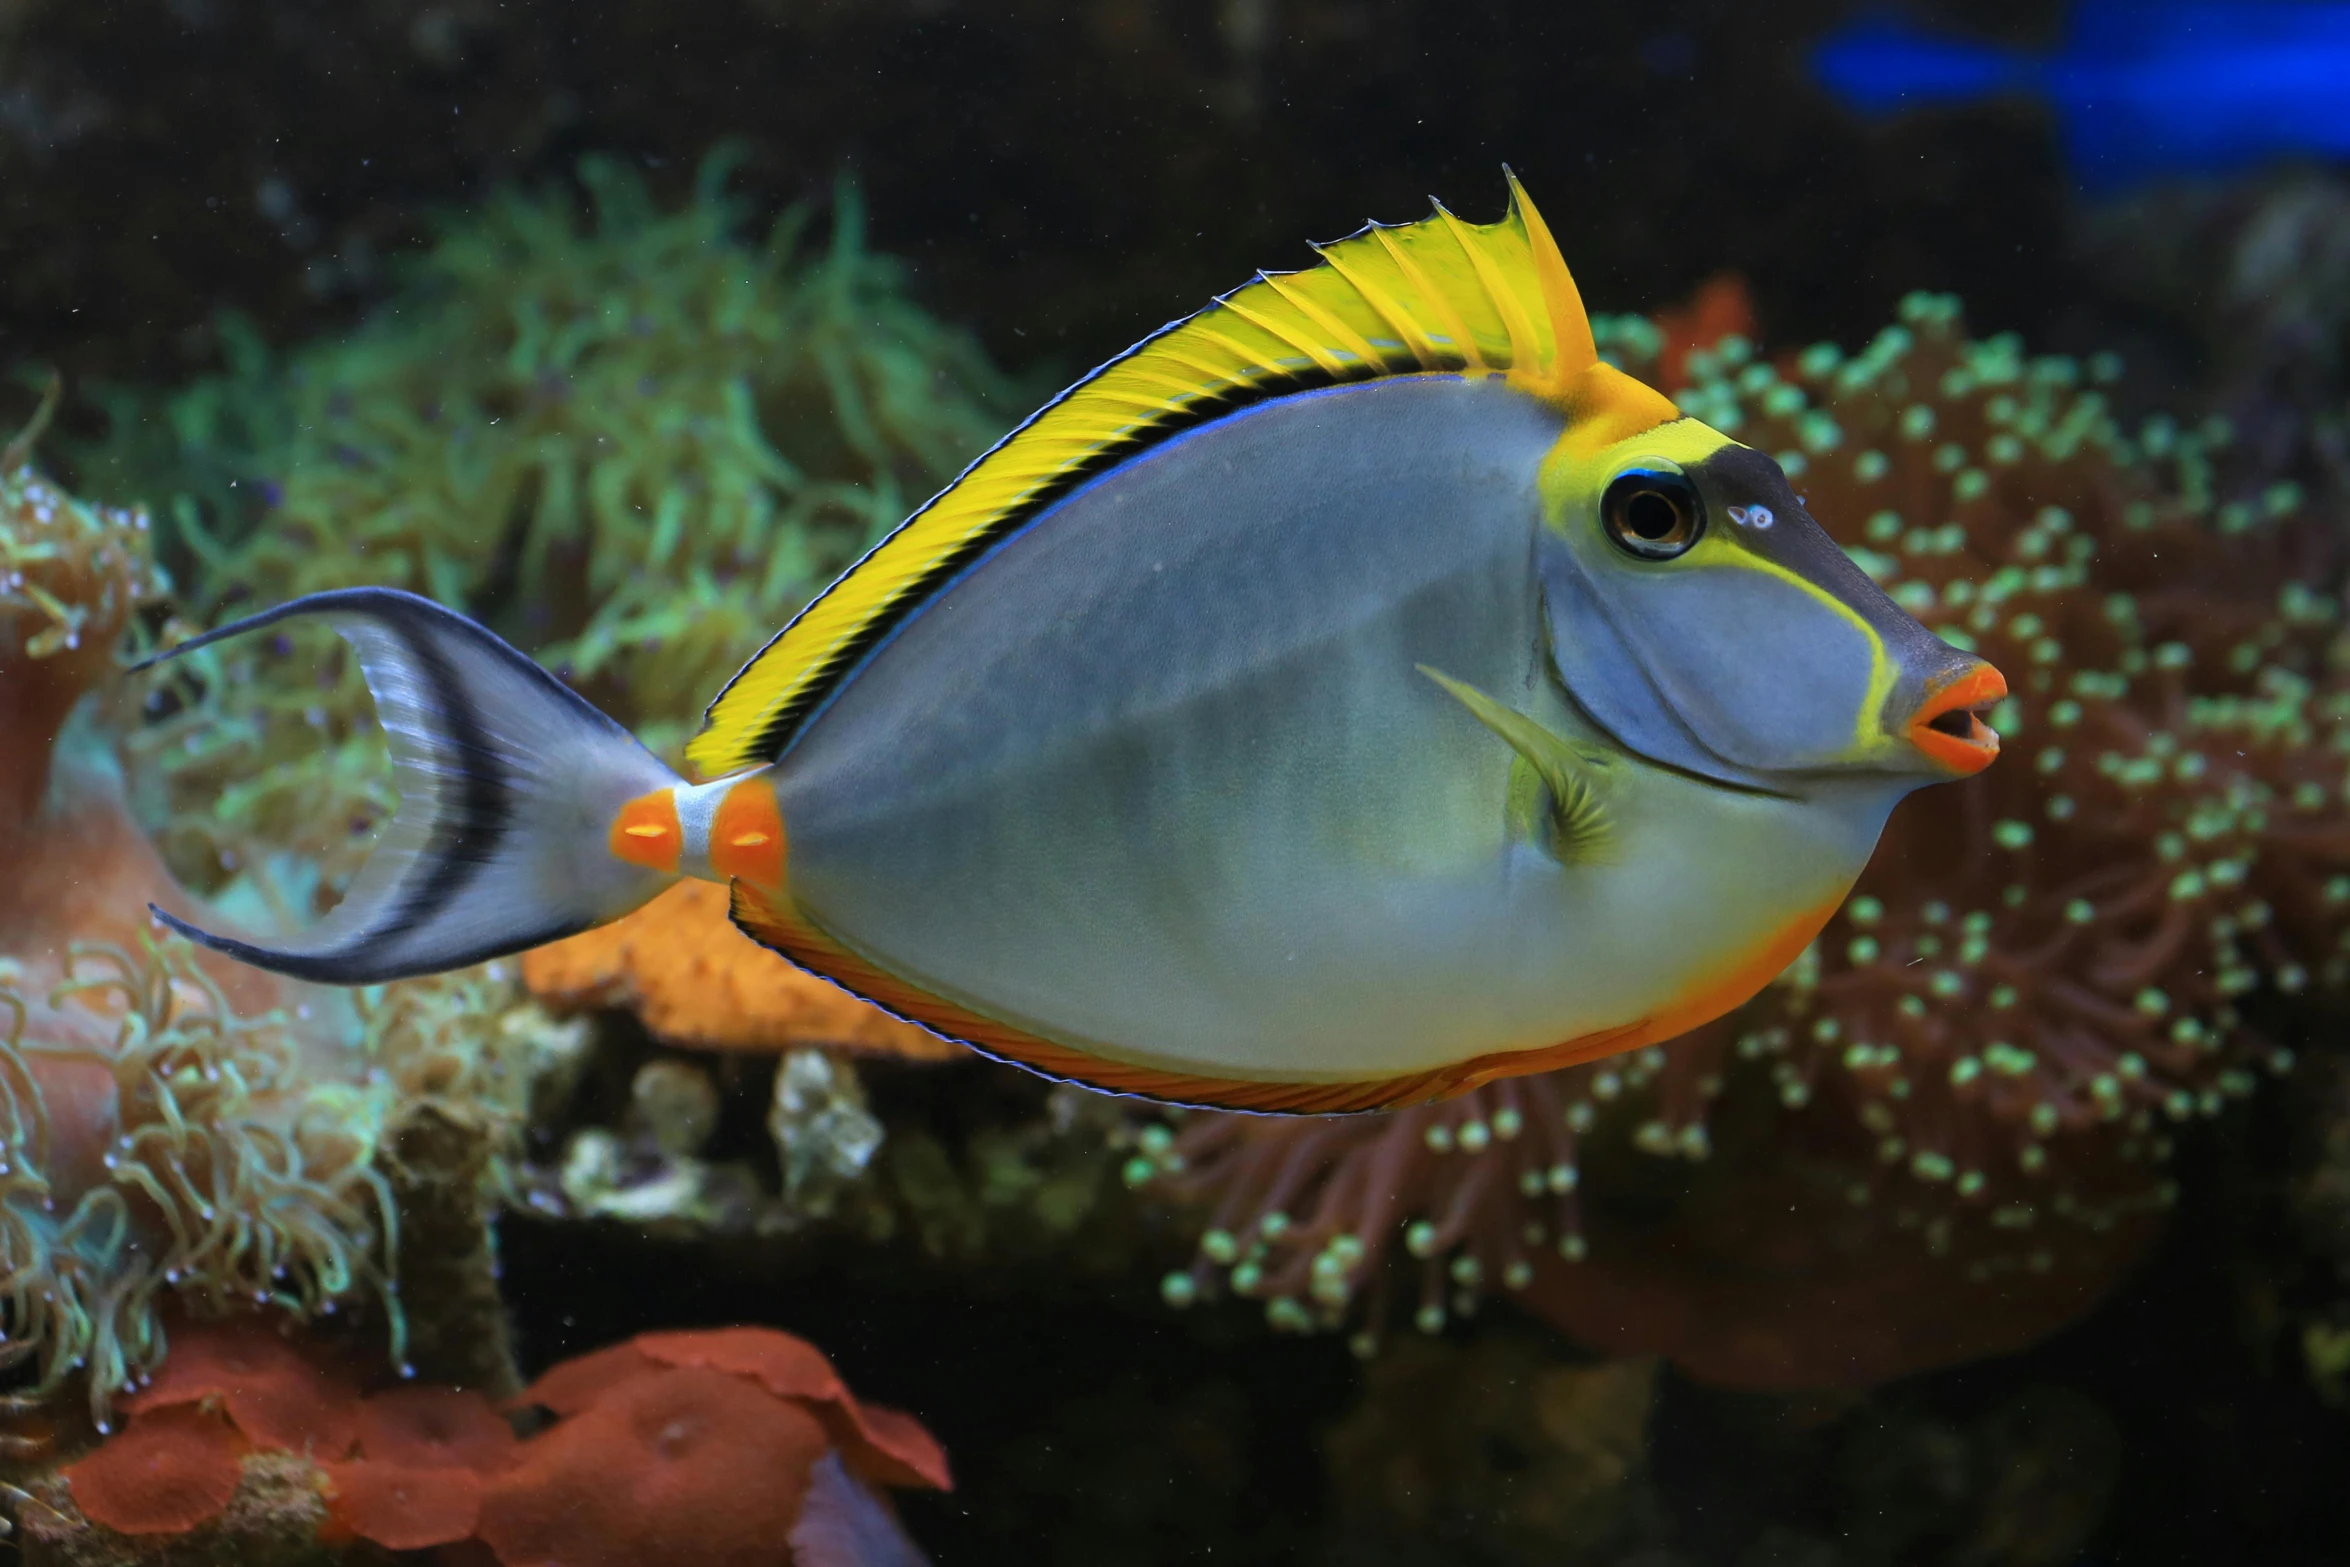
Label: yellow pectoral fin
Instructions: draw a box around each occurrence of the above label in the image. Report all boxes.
[1420,666,1611,861]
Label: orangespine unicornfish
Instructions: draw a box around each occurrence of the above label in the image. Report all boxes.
[138,175,2005,1114]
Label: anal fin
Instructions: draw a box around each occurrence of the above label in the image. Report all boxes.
[728,884,1509,1113]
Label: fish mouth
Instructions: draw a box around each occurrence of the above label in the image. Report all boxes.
[1905,662,2007,776]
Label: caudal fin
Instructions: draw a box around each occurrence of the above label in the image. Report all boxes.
[135,587,683,984]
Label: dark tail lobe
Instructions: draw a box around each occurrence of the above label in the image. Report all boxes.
[137,587,683,984]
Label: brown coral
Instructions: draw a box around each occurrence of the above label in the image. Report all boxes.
[1142,295,2346,1389]
[523,880,962,1060]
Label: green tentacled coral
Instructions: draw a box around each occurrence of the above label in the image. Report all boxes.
[0,403,565,1421]
[86,152,1025,916]
[93,150,1024,761]
[0,937,395,1421]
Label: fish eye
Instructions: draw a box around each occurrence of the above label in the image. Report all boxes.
[1600,468,1705,561]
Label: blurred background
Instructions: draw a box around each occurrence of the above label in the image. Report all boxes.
[0,1,2196,397]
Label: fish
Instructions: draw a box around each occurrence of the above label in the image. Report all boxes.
[1813,4,2350,188]
[139,176,2006,1114]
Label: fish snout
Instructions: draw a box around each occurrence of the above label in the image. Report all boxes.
[1904,660,2006,776]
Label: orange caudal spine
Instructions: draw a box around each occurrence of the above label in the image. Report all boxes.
[608,788,683,873]
[710,774,787,889]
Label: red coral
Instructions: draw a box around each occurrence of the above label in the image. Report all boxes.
[58,1319,945,1559]
[354,1384,518,1473]
[121,1315,360,1457]
[516,1327,951,1492]
[320,1386,514,1550]
[62,1404,244,1536]
[633,1327,951,1491]
[633,1324,846,1404]
[479,1365,830,1567]
[322,1458,487,1551]
[305,1326,948,1562]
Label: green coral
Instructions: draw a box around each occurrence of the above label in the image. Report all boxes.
[95,152,1018,727]
[0,935,392,1422]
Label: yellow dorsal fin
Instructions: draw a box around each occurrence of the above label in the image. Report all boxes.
[688,175,1617,778]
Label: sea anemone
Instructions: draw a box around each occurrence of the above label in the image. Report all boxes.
[0,412,558,1425]
[89,152,1024,766]
[1141,294,2347,1388]
[0,409,394,1422]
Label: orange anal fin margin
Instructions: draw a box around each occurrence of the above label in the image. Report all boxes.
[725,884,1663,1115]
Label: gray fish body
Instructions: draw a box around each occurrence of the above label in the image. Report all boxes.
[775,377,1891,1080]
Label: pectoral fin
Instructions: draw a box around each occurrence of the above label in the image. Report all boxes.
[1420,666,1612,862]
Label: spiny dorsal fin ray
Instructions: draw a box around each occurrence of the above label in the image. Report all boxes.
[689,173,1603,778]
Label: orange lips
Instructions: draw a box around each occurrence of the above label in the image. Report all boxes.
[1906,662,2007,775]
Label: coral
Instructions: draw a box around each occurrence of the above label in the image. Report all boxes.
[516,1326,951,1491]
[0,410,554,1430]
[481,1364,831,1567]
[321,1456,487,1552]
[30,1321,945,1564]
[0,376,166,825]
[1142,295,2348,1389]
[0,589,396,1425]
[357,968,577,1398]
[540,1045,889,1232]
[332,1326,944,1564]
[769,1049,887,1210]
[119,1316,358,1456]
[57,1405,244,1538]
[532,1041,1145,1277]
[351,1383,518,1471]
[1650,272,1757,394]
[35,1319,345,1552]
[523,881,959,1059]
[18,1448,336,1566]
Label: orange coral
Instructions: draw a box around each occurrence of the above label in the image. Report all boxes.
[523,880,962,1059]
[59,1403,244,1536]
[630,1327,951,1491]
